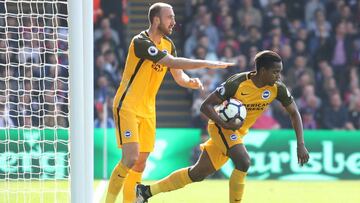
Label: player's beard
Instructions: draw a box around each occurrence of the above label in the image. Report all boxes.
[158,20,172,36]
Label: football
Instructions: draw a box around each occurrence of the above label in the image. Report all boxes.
[218,98,247,122]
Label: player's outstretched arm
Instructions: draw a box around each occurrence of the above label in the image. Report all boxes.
[285,102,310,166]
[200,92,242,131]
[158,54,235,70]
[170,69,204,90]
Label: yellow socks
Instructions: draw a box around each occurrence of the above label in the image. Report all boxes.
[105,161,129,203]
[229,169,247,203]
[150,168,192,196]
[123,169,143,203]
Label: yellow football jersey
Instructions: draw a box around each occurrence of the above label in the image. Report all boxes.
[113,31,176,118]
[210,71,293,135]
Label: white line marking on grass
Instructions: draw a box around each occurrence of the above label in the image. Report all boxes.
[94,180,107,203]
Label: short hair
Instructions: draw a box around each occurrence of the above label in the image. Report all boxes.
[254,50,282,71]
[148,2,172,24]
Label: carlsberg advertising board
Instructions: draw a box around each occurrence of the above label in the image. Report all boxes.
[221,130,360,180]
[1,129,359,180]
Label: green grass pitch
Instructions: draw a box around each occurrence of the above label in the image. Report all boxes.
[102,180,360,203]
[1,180,359,202]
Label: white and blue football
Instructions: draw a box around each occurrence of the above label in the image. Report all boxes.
[218,98,247,122]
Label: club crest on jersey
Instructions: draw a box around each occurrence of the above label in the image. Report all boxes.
[148,46,158,56]
[262,90,271,99]
[230,134,238,141]
[162,49,168,54]
[124,130,131,138]
[217,86,225,96]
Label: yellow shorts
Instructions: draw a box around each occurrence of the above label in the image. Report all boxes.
[113,108,156,152]
[200,123,245,170]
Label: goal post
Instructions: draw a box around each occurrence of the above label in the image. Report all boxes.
[68,0,93,202]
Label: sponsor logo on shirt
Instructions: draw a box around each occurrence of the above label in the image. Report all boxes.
[152,63,164,72]
[244,102,270,111]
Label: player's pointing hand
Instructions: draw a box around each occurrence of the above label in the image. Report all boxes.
[208,61,236,69]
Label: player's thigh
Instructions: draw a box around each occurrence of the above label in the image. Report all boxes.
[200,138,229,171]
[121,142,140,167]
[138,116,156,152]
[228,144,250,172]
[207,124,244,155]
[114,109,139,148]
[189,149,216,181]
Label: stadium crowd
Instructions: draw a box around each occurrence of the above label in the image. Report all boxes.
[184,0,360,130]
[0,1,358,130]
[0,2,69,128]
[93,0,360,130]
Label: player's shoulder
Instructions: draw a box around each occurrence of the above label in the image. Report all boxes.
[132,31,150,42]
[226,71,253,84]
[275,80,293,106]
[275,80,289,91]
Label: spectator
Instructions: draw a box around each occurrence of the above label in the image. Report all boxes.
[320,93,353,129]
[240,25,262,53]
[348,96,360,129]
[286,55,314,89]
[94,18,120,45]
[305,0,325,24]
[236,0,262,28]
[308,9,331,36]
[329,20,353,91]
[279,44,294,74]
[301,107,318,129]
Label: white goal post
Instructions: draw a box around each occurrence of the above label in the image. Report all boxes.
[68,0,93,202]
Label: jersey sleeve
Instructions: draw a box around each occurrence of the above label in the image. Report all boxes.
[214,74,242,100]
[133,38,167,63]
[276,82,294,107]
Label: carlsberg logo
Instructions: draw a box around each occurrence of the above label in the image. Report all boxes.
[221,131,360,180]
[0,131,68,179]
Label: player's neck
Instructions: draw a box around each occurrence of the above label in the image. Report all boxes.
[251,75,267,88]
[147,27,163,44]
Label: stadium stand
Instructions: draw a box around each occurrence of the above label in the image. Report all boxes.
[93,0,360,130]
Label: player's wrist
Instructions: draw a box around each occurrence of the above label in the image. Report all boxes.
[297,142,305,147]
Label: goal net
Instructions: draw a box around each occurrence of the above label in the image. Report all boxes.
[0,0,70,202]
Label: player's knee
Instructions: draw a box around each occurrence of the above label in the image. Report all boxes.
[189,166,212,182]
[234,158,250,172]
[132,160,146,172]
[189,172,207,182]
[122,154,139,168]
